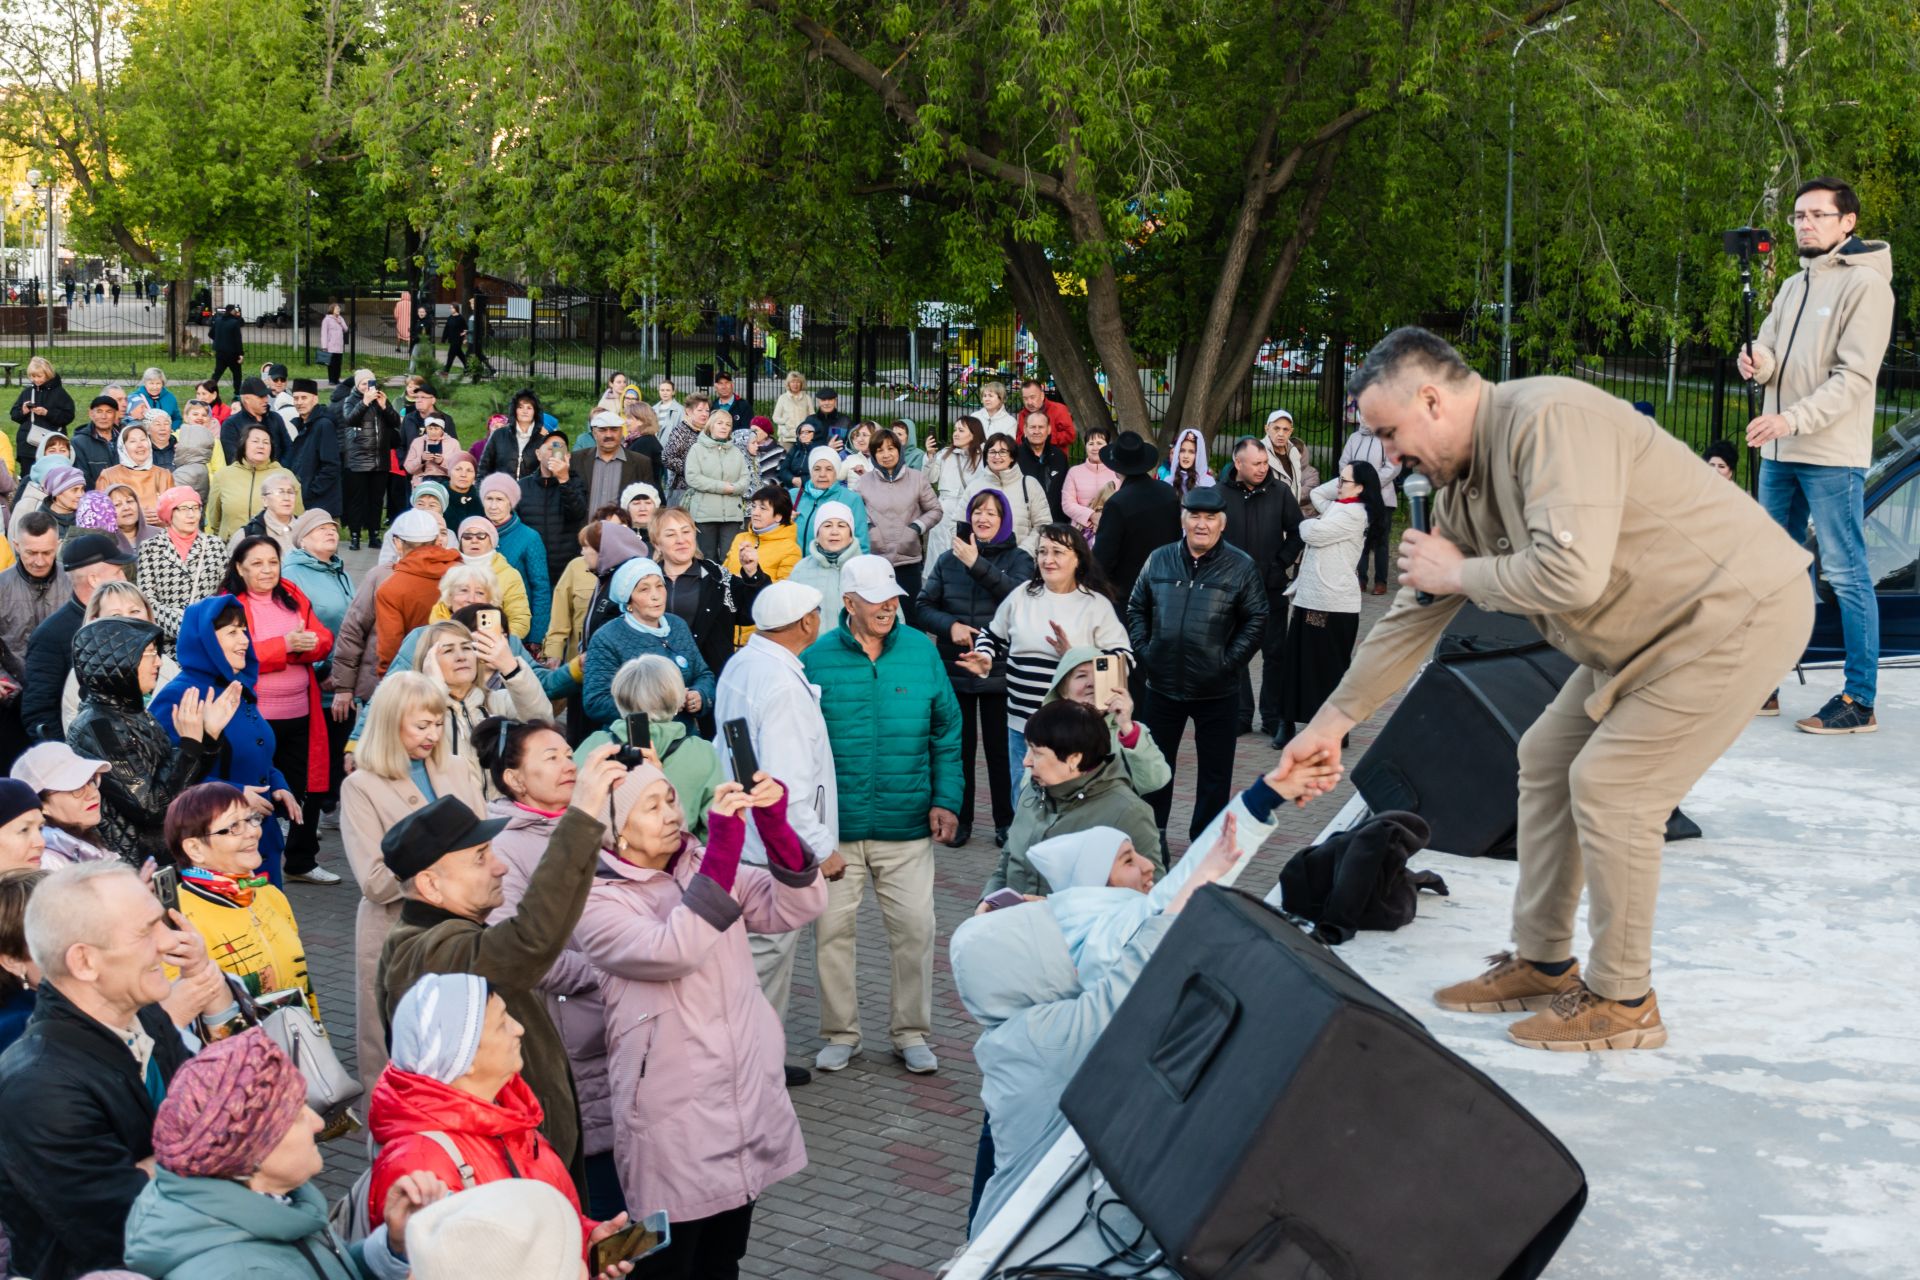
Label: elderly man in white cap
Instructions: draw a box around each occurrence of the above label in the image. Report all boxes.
[713,579,833,1087]
[800,556,962,1075]
[573,410,655,519]
[1261,407,1321,510]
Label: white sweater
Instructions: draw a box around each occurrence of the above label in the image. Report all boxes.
[1286,479,1369,614]
[974,584,1132,728]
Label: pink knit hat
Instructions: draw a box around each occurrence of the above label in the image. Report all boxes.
[607,761,671,850]
[479,473,520,508]
[155,485,201,528]
[152,1027,307,1179]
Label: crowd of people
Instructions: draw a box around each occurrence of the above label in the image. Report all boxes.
[0,357,1379,1279]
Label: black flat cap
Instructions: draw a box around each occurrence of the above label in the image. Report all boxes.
[290,377,319,395]
[816,387,838,400]
[89,395,119,411]
[382,796,509,879]
[1181,485,1227,513]
[61,532,138,570]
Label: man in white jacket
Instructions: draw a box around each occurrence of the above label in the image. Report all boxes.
[713,580,838,1087]
[1740,175,1895,735]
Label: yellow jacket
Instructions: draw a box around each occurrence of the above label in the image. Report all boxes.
[428,551,533,638]
[173,880,320,1023]
[723,520,801,642]
[544,554,598,660]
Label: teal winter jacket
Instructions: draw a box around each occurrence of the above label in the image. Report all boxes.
[802,614,963,841]
[123,1170,370,1280]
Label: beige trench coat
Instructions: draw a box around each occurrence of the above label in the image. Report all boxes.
[338,758,485,1081]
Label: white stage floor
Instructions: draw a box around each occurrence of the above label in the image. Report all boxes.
[953,670,1920,1279]
[1344,670,1920,1278]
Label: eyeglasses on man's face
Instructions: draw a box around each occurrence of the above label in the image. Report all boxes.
[1788,210,1842,225]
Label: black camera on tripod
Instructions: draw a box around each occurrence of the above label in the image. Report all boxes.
[1721,226,1774,259]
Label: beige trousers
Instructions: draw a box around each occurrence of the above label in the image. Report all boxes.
[749,927,803,1021]
[814,837,936,1049]
[1512,587,1813,1000]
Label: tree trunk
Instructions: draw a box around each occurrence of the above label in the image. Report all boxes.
[1000,234,1113,439]
[1078,260,1152,436]
[170,237,198,355]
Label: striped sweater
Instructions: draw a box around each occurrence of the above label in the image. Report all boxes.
[972,584,1132,729]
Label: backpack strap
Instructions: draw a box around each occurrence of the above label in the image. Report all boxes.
[421,1130,477,1189]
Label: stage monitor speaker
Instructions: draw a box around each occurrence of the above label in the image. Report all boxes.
[1351,643,1577,859]
[1061,887,1585,1280]
[1437,602,1546,656]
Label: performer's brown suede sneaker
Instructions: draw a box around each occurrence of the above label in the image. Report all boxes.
[1433,952,1583,1013]
[1508,983,1667,1051]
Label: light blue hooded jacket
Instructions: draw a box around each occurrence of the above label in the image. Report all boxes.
[1033,778,1287,979]
[951,905,1172,1236]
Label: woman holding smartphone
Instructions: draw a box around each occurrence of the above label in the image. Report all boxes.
[915,490,1034,848]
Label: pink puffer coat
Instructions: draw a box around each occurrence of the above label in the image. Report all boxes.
[489,797,616,1159]
[573,821,826,1223]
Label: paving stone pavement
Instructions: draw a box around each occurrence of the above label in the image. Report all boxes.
[293,556,1405,1278]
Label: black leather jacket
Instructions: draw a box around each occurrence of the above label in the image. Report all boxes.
[1126,538,1269,701]
[0,984,194,1280]
[342,393,400,472]
[65,618,210,865]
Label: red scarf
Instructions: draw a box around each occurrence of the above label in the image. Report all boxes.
[182,865,271,908]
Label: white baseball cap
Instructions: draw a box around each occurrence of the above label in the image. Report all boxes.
[1265,407,1295,426]
[11,742,110,795]
[753,580,824,630]
[840,555,907,604]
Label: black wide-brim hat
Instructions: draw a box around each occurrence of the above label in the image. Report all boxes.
[1102,430,1161,476]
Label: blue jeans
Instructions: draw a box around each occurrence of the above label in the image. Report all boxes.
[1007,726,1028,804]
[1759,459,1878,705]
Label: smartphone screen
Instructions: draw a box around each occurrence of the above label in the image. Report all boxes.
[590,1222,663,1273]
[723,718,759,787]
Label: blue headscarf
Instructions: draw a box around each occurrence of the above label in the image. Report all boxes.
[172,594,259,690]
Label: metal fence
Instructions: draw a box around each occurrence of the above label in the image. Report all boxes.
[6,280,1917,480]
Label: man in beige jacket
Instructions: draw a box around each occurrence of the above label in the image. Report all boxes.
[1277,328,1813,1052]
[1740,175,1894,734]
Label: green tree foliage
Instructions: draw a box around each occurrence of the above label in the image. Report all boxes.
[0,0,369,344]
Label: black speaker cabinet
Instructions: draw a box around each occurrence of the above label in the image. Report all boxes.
[1352,644,1577,859]
[1061,887,1586,1279]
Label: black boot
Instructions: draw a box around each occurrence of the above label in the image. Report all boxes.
[1270,722,1294,750]
[944,822,971,849]
[349,531,361,551]
[993,825,1009,849]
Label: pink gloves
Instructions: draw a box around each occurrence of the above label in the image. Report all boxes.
[699,810,745,893]
[751,785,809,873]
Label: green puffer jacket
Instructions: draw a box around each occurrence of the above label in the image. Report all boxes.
[683,430,749,524]
[985,754,1164,899]
[123,1170,371,1280]
[802,614,964,841]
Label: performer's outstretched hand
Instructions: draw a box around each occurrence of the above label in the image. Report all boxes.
[1271,705,1357,807]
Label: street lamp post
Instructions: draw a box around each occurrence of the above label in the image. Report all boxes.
[1501,11,1577,384]
[26,169,56,346]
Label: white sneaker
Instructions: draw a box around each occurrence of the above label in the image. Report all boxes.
[897,1044,938,1074]
[286,866,343,886]
[814,1043,857,1072]
[318,808,340,831]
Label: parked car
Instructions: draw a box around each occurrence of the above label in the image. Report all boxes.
[1806,412,1920,661]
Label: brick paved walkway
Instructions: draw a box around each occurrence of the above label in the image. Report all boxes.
[296,552,1403,1277]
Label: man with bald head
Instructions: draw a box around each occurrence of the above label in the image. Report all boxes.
[1276,326,1812,1052]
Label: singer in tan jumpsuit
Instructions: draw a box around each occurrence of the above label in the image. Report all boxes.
[1278,327,1813,1050]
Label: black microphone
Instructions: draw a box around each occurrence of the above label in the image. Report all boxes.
[1401,472,1435,606]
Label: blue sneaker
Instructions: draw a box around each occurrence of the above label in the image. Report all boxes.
[1796,693,1877,735]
